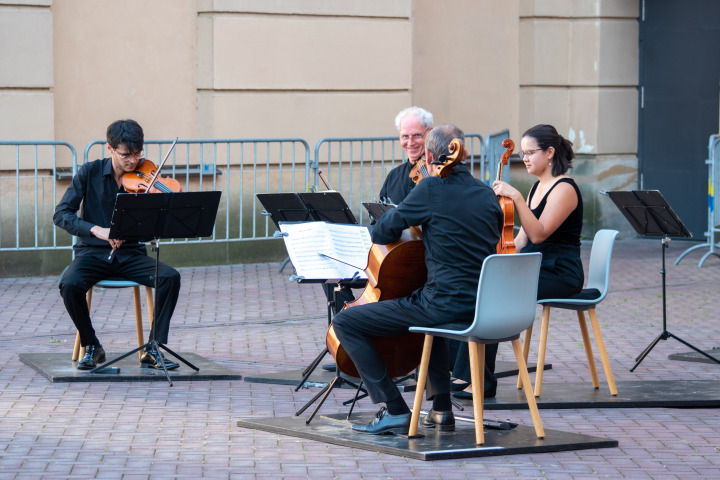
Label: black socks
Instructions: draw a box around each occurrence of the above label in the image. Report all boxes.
[432,393,452,411]
[386,396,410,415]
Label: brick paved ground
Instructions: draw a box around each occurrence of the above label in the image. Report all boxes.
[1,237,719,479]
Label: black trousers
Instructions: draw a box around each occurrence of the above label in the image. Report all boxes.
[59,254,181,347]
[332,295,466,405]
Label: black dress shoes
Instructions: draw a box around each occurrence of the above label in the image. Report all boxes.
[140,348,179,370]
[421,409,456,431]
[450,381,471,392]
[351,407,411,435]
[452,387,497,400]
[77,344,106,370]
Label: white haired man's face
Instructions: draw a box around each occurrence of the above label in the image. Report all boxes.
[398,115,429,164]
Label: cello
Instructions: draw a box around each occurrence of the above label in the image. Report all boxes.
[325,139,465,378]
[495,139,516,254]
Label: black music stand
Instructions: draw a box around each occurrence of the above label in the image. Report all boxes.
[258,191,358,273]
[362,202,395,223]
[606,190,720,370]
[258,191,357,226]
[91,191,222,385]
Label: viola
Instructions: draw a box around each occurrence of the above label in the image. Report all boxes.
[122,158,182,193]
[496,139,516,254]
[325,138,465,379]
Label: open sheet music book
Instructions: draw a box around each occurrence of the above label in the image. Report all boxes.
[279,221,372,280]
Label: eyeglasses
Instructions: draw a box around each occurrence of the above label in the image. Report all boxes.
[113,148,144,160]
[519,148,541,160]
[400,130,428,142]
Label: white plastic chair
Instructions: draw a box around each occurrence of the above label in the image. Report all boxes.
[519,229,619,397]
[408,253,544,445]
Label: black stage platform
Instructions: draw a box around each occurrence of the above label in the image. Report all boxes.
[243,360,551,391]
[669,348,720,364]
[472,379,720,410]
[236,412,618,460]
[19,352,242,383]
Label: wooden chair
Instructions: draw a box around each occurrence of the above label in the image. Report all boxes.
[71,279,154,361]
[408,253,544,445]
[518,229,619,397]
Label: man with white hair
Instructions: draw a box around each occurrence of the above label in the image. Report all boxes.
[378,106,434,205]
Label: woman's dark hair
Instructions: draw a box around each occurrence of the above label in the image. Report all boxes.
[522,124,574,176]
[106,119,144,153]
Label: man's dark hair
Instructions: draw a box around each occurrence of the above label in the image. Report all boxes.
[106,119,144,152]
[425,123,465,162]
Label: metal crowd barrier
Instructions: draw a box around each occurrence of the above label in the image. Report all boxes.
[0,132,508,260]
[84,138,311,244]
[311,134,487,225]
[675,134,720,267]
[0,141,77,252]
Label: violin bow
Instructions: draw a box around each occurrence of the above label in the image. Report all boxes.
[144,137,179,193]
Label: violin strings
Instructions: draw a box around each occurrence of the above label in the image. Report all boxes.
[134,171,173,193]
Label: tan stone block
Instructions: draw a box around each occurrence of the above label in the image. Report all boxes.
[520,0,572,18]
[0,7,53,87]
[520,19,570,86]
[198,0,411,17]
[211,16,411,90]
[198,91,412,153]
[597,87,638,153]
[598,19,638,85]
[519,87,570,133]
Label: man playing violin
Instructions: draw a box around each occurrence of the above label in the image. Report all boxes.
[378,106,434,205]
[332,124,503,435]
[54,119,181,371]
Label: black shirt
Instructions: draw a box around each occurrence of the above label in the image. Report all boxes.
[379,160,415,205]
[53,158,146,261]
[372,164,503,317]
[527,178,583,246]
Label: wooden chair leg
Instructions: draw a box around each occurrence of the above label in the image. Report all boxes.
[517,325,533,389]
[468,341,485,445]
[408,334,434,438]
[144,287,154,329]
[577,311,600,388]
[72,331,82,361]
[132,286,145,359]
[512,338,544,438]
[533,306,551,397]
[588,308,618,395]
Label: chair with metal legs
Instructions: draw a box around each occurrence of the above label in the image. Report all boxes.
[408,253,544,445]
[518,229,619,397]
[71,279,154,361]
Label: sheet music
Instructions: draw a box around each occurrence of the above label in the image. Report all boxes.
[279,222,372,280]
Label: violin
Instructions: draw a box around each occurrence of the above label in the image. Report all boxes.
[408,158,430,184]
[122,158,182,193]
[121,137,181,193]
[108,138,180,261]
[325,138,465,379]
[495,139,516,254]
